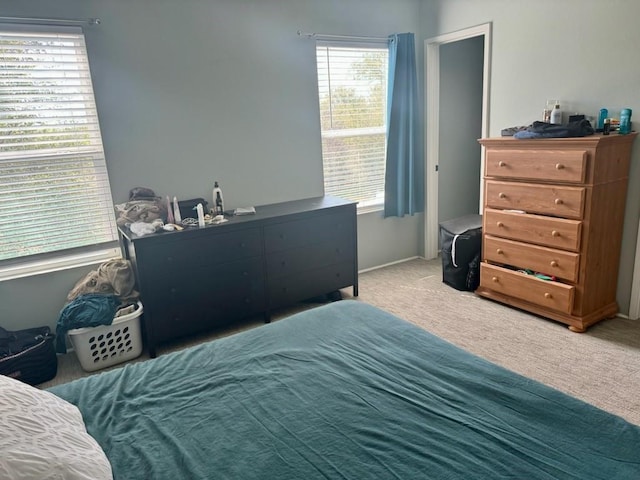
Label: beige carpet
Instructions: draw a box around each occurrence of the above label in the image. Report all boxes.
[42,257,640,426]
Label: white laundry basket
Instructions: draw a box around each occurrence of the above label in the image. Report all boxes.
[68,301,143,372]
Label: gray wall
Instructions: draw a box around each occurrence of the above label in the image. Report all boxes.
[438,36,483,223]
[423,0,640,316]
[0,0,422,331]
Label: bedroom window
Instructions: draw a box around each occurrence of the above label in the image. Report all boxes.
[316,42,389,212]
[0,25,118,280]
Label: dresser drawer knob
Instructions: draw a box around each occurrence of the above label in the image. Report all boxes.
[497,221,504,228]
[555,163,565,170]
[554,198,564,205]
[498,161,506,167]
[544,292,552,299]
[492,276,499,283]
[551,230,560,237]
[550,260,558,268]
[498,192,506,199]
[496,248,504,255]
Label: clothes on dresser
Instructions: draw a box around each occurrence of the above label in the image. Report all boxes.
[500,125,528,136]
[114,199,167,227]
[513,119,594,139]
[114,187,167,227]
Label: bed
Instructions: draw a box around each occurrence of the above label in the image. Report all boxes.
[3,300,639,479]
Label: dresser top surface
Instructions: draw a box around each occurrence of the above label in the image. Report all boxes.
[479,132,637,147]
[119,195,356,242]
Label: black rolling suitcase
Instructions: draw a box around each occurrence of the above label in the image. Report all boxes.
[0,326,57,385]
[439,214,483,291]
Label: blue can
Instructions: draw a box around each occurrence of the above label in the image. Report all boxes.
[598,108,608,130]
[619,108,632,135]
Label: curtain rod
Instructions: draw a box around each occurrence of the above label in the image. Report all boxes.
[0,16,101,26]
[297,30,389,42]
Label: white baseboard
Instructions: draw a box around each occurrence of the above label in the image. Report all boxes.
[359,256,421,274]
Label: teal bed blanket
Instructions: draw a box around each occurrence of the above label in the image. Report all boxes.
[49,301,640,479]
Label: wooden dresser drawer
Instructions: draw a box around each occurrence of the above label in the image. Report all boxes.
[484,235,580,282]
[485,149,587,183]
[480,263,575,314]
[485,180,586,219]
[483,208,581,251]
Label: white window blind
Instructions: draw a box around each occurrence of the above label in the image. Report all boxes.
[0,25,118,268]
[316,42,388,210]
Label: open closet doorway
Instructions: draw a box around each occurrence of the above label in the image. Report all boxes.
[423,23,492,260]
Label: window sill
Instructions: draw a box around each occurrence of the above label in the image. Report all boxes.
[357,204,384,215]
[0,247,121,282]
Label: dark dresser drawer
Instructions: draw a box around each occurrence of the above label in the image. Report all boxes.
[264,211,353,253]
[266,239,354,280]
[268,262,355,309]
[152,257,265,300]
[150,258,265,341]
[139,228,262,279]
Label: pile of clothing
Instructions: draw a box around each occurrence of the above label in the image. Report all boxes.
[55,259,139,353]
[114,186,167,228]
[503,119,595,139]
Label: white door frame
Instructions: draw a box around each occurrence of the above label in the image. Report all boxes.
[628,221,640,319]
[424,23,492,259]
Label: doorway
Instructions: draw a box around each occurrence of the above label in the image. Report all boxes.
[423,23,491,259]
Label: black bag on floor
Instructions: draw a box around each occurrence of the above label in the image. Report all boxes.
[0,326,57,385]
[440,214,483,291]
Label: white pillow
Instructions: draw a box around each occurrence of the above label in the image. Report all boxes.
[0,375,113,480]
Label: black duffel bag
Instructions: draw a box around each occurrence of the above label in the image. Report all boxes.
[440,214,483,291]
[0,326,57,385]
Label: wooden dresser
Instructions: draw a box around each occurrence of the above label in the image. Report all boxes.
[476,133,637,332]
[119,195,358,357]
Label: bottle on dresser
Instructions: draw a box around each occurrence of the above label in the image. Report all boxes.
[597,108,608,130]
[213,181,224,216]
[550,102,563,124]
[619,108,632,135]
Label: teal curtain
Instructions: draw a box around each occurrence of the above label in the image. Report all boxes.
[384,33,424,218]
